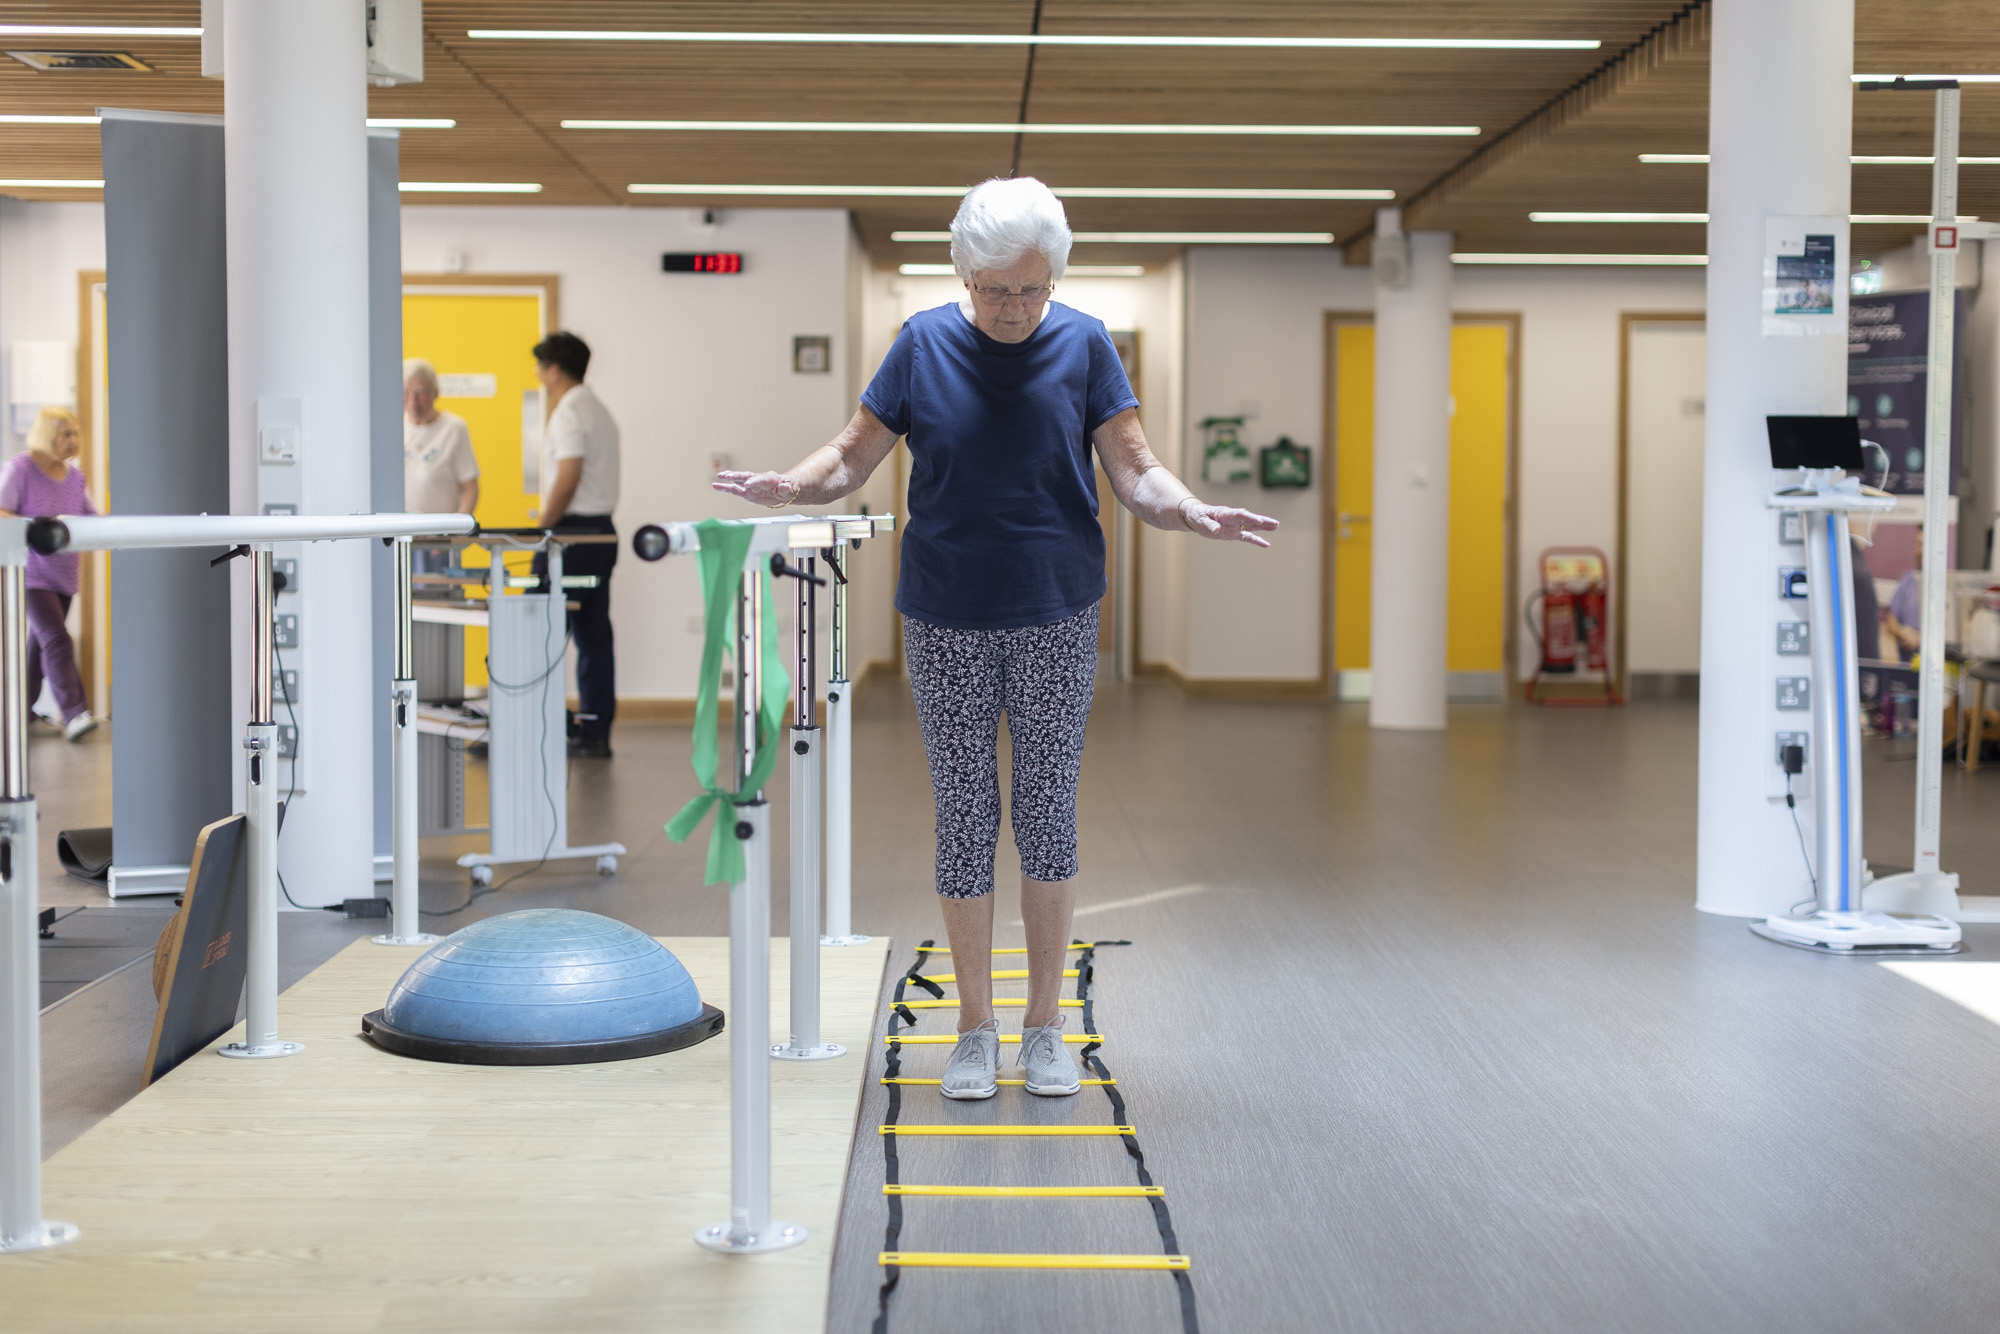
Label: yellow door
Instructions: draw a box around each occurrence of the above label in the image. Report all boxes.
[1331,321,1511,681]
[402,289,547,688]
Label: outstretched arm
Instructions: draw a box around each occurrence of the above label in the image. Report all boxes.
[712,406,901,508]
[1092,407,1278,547]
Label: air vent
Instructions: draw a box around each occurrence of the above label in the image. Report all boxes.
[7,50,153,72]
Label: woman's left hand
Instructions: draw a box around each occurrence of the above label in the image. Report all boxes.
[1183,501,1279,548]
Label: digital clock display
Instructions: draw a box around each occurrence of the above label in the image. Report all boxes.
[662,252,744,274]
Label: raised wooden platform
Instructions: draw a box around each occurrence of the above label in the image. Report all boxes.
[2,933,890,1333]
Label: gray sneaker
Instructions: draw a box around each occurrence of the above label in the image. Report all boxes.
[1019,1014,1081,1097]
[940,1018,999,1100]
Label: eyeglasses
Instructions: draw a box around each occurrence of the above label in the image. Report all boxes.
[969,283,1055,304]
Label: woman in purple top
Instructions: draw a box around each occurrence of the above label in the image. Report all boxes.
[0,406,99,740]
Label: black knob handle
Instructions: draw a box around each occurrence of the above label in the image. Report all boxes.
[633,524,672,562]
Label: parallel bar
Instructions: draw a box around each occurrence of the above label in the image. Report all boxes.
[883,1077,1115,1086]
[886,1184,1162,1197]
[773,552,841,1062]
[374,536,435,948]
[880,1252,1191,1271]
[30,510,476,552]
[881,1124,1134,1136]
[915,969,1077,983]
[888,1034,1103,1045]
[901,998,1083,1008]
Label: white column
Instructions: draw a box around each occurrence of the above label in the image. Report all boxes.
[1696,0,1854,916]
[223,1,374,908]
[1370,222,1453,729]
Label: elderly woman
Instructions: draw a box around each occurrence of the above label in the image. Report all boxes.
[715,178,1276,1100]
[403,358,480,516]
[0,406,99,740]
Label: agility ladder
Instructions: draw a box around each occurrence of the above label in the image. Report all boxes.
[872,939,1198,1334]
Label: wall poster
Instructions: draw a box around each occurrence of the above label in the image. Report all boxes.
[1847,289,1963,495]
[1763,216,1848,337]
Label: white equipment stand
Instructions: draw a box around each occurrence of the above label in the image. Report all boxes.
[1752,473,1961,954]
[373,537,436,947]
[0,518,75,1253]
[821,534,872,947]
[1854,78,2000,924]
[452,531,626,889]
[2,511,474,1256]
[634,516,842,1253]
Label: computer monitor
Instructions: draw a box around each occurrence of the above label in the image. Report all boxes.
[1767,415,1864,470]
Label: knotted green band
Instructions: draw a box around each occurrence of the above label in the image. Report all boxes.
[665,519,793,885]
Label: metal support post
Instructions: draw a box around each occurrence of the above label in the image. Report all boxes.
[774,554,842,1062]
[0,548,76,1253]
[697,567,805,1253]
[219,545,303,1060]
[1806,509,1864,911]
[375,537,435,947]
[821,542,868,946]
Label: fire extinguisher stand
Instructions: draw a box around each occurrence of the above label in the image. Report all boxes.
[1523,546,1621,705]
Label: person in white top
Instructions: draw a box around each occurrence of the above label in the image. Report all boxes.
[403,358,480,515]
[532,330,622,757]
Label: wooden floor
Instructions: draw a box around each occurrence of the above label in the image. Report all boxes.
[5,934,889,1334]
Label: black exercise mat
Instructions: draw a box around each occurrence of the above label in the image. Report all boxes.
[57,825,114,881]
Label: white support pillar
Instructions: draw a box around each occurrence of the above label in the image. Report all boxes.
[1370,218,1454,729]
[1696,0,1855,917]
[223,0,375,908]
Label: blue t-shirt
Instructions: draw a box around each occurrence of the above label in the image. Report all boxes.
[861,301,1139,630]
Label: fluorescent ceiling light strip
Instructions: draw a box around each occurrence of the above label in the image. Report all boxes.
[1532,211,1976,224]
[0,24,200,36]
[475,29,1598,51]
[368,118,456,129]
[1854,73,2000,82]
[399,181,541,193]
[900,263,1146,277]
[629,182,1392,200]
[893,229,1332,244]
[1531,211,1706,222]
[567,119,1477,137]
[1452,253,1707,265]
[0,178,103,188]
[1643,153,2000,166]
[0,114,100,125]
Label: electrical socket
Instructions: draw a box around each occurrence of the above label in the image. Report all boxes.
[279,668,300,704]
[1776,621,1810,655]
[1776,677,1811,710]
[274,558,299,594]
[1776,732,1808,768]
[276,725,298,759]
[1779,568,1808,599]
[275,614,300,649]
[261,503,297,516]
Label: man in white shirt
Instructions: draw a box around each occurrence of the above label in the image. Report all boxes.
[532,331,621,758]
[403,358,480,514]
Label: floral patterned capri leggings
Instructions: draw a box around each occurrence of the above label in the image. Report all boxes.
[903,602,1100,898]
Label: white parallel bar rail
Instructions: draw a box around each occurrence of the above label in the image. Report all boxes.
[772,550,842,1062]
[822,538,868,946]
[5,511,476,1227]
[373,537,436,948]
[633,512,892,1252]
[0,518,76,1253]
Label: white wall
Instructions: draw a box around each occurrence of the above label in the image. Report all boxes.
[0,200,105,456]
[1175,248,1707,683]
[400,205,860,700]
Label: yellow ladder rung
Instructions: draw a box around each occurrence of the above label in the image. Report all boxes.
[885,1184,1163,1198]
[882,1077,1116,1086]
[914,969,1079,983]
[880,1252,1190,1271]
[881,1124,1132,1136]
[887,1034,1101,1045]
[903,998,1083,1008]
[919,944,1091,954]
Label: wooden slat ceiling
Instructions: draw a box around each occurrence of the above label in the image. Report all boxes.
[0,2,1994,265]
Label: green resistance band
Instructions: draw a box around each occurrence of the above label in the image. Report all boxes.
[665,519,793,885]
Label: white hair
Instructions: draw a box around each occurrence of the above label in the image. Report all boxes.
[402,357,439,391]
[949,177,1072,282]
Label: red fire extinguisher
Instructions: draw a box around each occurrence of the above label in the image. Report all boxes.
[1531,587,1578,674]
[1578,585,1608,672]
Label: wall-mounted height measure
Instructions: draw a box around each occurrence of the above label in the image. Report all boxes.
[662,252,744,274]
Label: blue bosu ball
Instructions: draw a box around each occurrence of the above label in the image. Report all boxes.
[361,909,724,1065]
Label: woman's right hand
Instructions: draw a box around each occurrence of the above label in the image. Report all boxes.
[712,470,799,508]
